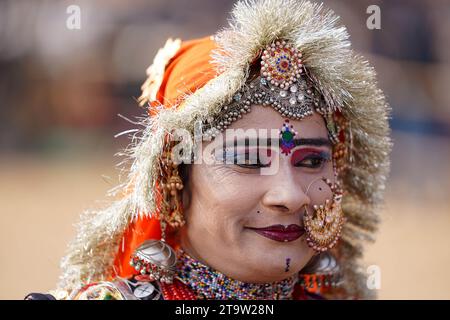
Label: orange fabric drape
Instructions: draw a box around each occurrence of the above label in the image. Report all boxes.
[113,35,219,279]
[148,35,219,116]
[113,215,161,277]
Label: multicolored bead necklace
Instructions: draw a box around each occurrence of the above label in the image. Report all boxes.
[175,249,298,300]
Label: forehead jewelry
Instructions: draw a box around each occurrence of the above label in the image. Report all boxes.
[280,119,298,155]
[202,40,332,139]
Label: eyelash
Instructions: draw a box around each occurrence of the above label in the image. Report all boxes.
[221,151,330,170]
[222,153,270,169]
[292,153,330,169]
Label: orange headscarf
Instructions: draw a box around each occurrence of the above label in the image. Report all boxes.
[147,36,219,115]
[113,35,219,278]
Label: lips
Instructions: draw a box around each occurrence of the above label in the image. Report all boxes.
[246,224,305,242]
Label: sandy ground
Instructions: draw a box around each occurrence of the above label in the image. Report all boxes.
[1,132,449,299]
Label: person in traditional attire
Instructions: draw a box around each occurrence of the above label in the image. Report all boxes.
[26,0,391,300]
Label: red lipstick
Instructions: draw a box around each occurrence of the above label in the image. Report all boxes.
[246,224,305,242]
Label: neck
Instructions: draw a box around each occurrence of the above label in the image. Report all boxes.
[175,248,298,300]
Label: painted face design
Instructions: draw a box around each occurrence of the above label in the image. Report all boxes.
[280,119,298,155]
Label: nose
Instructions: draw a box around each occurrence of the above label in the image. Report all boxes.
[261,161,310,215]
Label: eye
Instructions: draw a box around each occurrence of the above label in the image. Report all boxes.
[219,148,271,169]
[291,150,331,169]
[296,155,326,168]
[234,152,271,169]
[235,156,270,169]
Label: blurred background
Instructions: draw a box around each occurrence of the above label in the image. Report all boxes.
[1,0,449,299]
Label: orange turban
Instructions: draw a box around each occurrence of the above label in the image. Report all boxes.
[146,35,219,115]
[113,35,219,279]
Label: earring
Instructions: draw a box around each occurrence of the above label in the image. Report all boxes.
[302,178,345,252]
[129,142,185,284]
[160,149,185,228]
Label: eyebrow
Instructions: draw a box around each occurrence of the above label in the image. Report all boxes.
[293,138,332,147]
[224,137,332,148]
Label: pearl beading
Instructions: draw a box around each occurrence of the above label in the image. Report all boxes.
[202,40,333,140]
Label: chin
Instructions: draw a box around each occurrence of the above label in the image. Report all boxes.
[248,266,299,283]
[239,253,306,280]
[260,240,312,259]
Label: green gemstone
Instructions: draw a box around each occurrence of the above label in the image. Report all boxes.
[282,131,293,141]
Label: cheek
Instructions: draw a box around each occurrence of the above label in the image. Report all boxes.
[193,163,266,206]
[187,165,263,236]
[298,162,335,205]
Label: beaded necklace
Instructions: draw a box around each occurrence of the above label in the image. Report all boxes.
[175,249,297,300]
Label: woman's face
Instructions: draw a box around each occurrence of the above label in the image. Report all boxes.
[179,105,335,283]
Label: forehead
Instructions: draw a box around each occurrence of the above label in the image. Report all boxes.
[226,105,329,138]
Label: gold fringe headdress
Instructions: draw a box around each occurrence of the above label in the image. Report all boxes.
[58,0,391,299]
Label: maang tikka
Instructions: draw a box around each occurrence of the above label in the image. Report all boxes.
[303,177,345,252]
[201,39,333,139]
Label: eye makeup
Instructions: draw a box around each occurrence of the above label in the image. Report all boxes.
[290,148,331,168]
[221,146,272,167]
[213,138,331,169]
